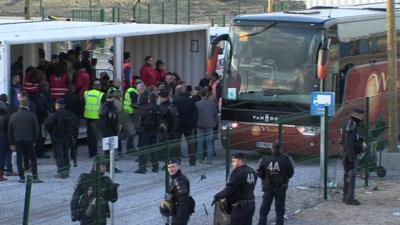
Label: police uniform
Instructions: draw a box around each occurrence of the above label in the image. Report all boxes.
[166,159,194,225]
[44,98,77,178]
[214,153,258,225]
[257,141,294,225]
[341,109,364,205]
[70,159,119,225]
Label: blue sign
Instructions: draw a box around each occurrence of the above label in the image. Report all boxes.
[310,92,335,117]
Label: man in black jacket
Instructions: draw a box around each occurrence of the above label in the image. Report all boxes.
[32,81,52,159]
[159,89,179,144]
[173,85,197,165]
[135,92,162,174]
[166,159,194,225]
[70,158,119,225]
[8,100,42,183]
[257,141,295,225]
[45,98,77,178]
[64,84,83,167]
[341,109,365,205]
[213,153,258,225]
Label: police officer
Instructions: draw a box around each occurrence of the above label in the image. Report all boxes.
[257,140,295,225]
[71,158,119,225]
[159,89,179,143]
[83,80,105,158]
[213,152,258,225]
[341,108,365,205]
[45,98,77,178]
[165,159,194,225]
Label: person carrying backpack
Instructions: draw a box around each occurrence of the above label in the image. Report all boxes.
[45,98,77,178]
[135,92,162,174]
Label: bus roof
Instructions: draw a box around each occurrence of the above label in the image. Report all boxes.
[0,20,208,45]
[233,3,400,27]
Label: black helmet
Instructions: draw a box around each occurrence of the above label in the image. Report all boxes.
[159,200,175,217]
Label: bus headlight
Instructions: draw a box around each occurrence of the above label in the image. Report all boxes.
[221,122,238,130]
[296,126,320,136]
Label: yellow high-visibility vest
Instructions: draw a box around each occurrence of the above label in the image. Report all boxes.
[123,87,138,114]
[83,89,104,119]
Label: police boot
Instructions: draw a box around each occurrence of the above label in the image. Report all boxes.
[0,170,8,181]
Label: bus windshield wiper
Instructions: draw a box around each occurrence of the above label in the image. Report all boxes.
[239,22,277,38]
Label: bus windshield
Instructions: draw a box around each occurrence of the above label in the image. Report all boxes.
[225,24,322,106]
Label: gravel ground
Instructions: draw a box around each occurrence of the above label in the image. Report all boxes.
[0,140,333,225]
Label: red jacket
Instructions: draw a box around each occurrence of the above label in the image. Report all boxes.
[155,68,167,83]
[50,74,68,100]
[23,71,46,95]
[140,64,157,87]
[75,69,91,98]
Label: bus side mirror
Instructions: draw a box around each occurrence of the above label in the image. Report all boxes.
[208,34,230,75]
[317,39,331,80]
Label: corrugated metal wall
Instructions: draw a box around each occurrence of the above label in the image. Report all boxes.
[124,30,207,88]
[306,0,384,8]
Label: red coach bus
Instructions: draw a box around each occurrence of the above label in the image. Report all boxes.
[209,3,400,156]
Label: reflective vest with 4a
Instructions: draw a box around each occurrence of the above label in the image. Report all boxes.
[84,89,104,119]
[123,88,139,114]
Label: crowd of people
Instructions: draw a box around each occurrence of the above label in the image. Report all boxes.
[0,47,223,183]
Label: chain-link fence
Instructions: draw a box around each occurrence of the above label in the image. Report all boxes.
[5,0,306,26]
[1,92,397,224]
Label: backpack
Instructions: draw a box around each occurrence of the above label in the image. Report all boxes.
[143,104,162,131]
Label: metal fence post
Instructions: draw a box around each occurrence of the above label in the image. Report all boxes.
[165,141,170,192]
[147,4,151,23]
[175,0,178,24]
[100,9,105,22]
[96,156,101,225]
[211,18,214,27]
[223,15,226,27]
[22,175,33,225]
[324,106,328,200]
[117,7,120,22]
[187,0,191,24]
[89,0,92,21]
[112,7,116,22]
[162,2,165,24]
[364,96,370,187]
[226,126,231,182]
[238,0,241,15]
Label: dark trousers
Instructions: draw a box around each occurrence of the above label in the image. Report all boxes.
[171,200,191,225]
[231,201,255,225]
[176,127,196,165]
[52,138,70,175]
[86,119,99,158]
[138,131,159,171]
[259,188,287,225]
[0,134,12,171]
[16,140,38,179]
[343,158,357,201]
[36,121,46,156]
[70,117,80,162]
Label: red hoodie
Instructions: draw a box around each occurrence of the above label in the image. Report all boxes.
[75,69,91,98]
[140,64,157,86]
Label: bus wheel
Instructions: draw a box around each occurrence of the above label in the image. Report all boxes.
[376,167,387,178]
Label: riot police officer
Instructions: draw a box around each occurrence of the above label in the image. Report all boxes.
[70,158,119,225]
[257,140,295,225]
[342,108,365,205]
[164,159,195,225]
[213,152,258,225]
